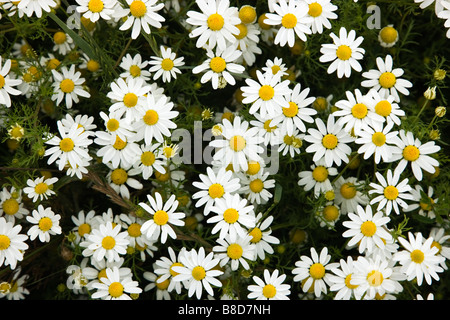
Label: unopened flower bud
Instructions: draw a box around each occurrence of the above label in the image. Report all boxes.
[434,69,446,81]
[435,106,446,117]
[424,86,436,100]
[429,129,440,140]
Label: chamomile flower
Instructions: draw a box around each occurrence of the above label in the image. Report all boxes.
[98,110,135,142]
[51,65,90,109]
[233,21,261,55]
[119,53,151,81]
[239,169,276,205]
[342,205,392,254]
[404,185,439,219]
[192,46,245,89]
[209,116,264,172]
[292,247,339,298]
[328,256,362,300]
[263,0,313,47]
[304,0,338,34]
[153,247,188,295]
[94,130,141,169]
[319,27,365,78]
[390,129,441,181]
[186,0,240,51]
[76,0,116,23]
[378,25,399,48]
[116,0,165,39]
[438,1,450,38]
[149,46,185,83]
[247,269,291,300]
[315,202,341,229]
[361,54,413,102]
[91,266,142,300]
[248,213,280,260]
[429,227,450,269]
[139,192,185,244]
[393,232,445,286]
[132,93,179,144]
[60,113,97,137]
[0,187,29,223]
[0,57,22,108]
[192,166,241,215]
[365,89,405,126]
[81,220,130,263]
[277,128,305,158]
[23,176,58,202]
[143,271,171,300]
[0,217,28,270]
[17,0,57,18]
[133,143,166,180]
[297,159,338,197]
[207,193,256,240]
[262,57,289,77]
[304,114,353,168]
[71,209,99,242]
[26,205,62,243]
[250,113,281,146]
[368,169,414,216]
[333,176,369,215]
[107,164,143,199]
[0,268,30,300]
[52,31,75,56]
[213,233,256,271]
[240,68,292,118]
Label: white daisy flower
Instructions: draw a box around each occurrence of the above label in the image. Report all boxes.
[192,46,245,89]
[342,204,392,254]
[393,232,445,286]
[209,116,264,172]
[71,209,99,242]
[247,269,291,300]
[277,127,305,158]
[319,27,365,78]
[1,268,30,300]
[207,192,256,240]
[107,164,143,199]
[297,159,338,197]
[118,213,150,251]
[0,57,22,108]
[369,169,414,216]
[51,65,90,109]
[429,227,450,269]
[250,112,281,147]
[264,0,313,47]
[315,202,341,229]
[213,232,256,271]
[133,143,166,180]
[240,69,292,118]
[233,21,261,55]
[23,176,59,203]
[304,0,338,34]
[52,31,75,56]
[261,57,289,77]
[403,185,439,219]
[186,0,240,51]
[149,46,185,83]
[81,257,130,291]
[139,192,185,244]
[143,271,171,300]
[361,54,413,102]
[239,169,276,205]
[94,130,141,169]
[98,110,135,143]
[390,129,441,181]
[365,89,405,126]
[17,0,57,18]
[81,220,130,263]
[292,247,339,298]
[132,93,179,144]
[438,1,450,38]
[115,0,165,39]
[378,25,399,48]
[60,113,97,137]
[304,114,353,168]
[0,217,28,270]
[0,187,29,223]
[153,247,188,295]
[248,212,280,261]
[76,0,116,22]
[333,176,369,215]
[119,53,152,81]
[26,205,62,243]
[328,256,361,300]
[91,266,142,300]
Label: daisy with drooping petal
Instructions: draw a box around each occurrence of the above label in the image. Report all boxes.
[304,0,338,34]
[23,176,59,203]
[172,246,224,299]
[91,266,142,300]
[52,31,75,56]
[319,27,365,78]
[304,114,353,168]
[315,202,341,229]
[0,57,22,108]
[297,159,338,197]
[390,129,441,182]
[378,25,399,48]
[107,164,143,199]
[0,187,29,223]
[247,269,291,300]
[333,176,369,215]
[264,0,313,47]
[342,205,392,254]
[248,212,280,261]
[186,0,240,51]
[51,65,90,109]
[361,54,413,103]
[26,205,62,243]
[149,46,185,83]
[369,169,414,216]
[192,46,245,90]
[119,53,152,81]
[139,192,185,244]
[213,232,256,271]
[0,217,28,270]
[403,185,439,219]
[393,232,445,286]
[365,89,405,126]
[292,247,339,298]
[76,0,116,22]
[328,256,362,300]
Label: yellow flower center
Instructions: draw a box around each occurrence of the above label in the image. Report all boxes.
[410,249,425,264]
[129,65,141,77]
[371,132,386,147]
[281,13,297,29]
[322,134,338,149]
[102,235,116,249]
[130,0,147,18]
[351,103,368,119]
[170,262,183,277]
[39,217,53,232]
[143,109,159,125]
[35,182,49,195]
[97,269,107,282]
[312,166,329,182]
[375,100,392,117]
[248,227,262,243]
[78,223,91,237]
[336,45,352,61]
[379,26,398,44]
[110,168,128,185]
[227,243,243,260]
[113,136,127,150]
[379,72,396,89]
[262,284,277,298]
[229,135,246,152]
[313,97,328,112]
[207,13,225,31]
[155,276,170,290]
[59,137,75,152]
[0,235,11,250]
[239,6,257,24]
[246,161,261,175]
[258,13,272,30]
[283,102,299,118]
[360,221,377,237]
[46,58,61,70]
[161,58,174,71]
[308,2,323,17]
[419,197,434,211]
[128,223,142,237]
[106,118,120,132]
[0,75,5,89]
[192,266,206,281]
[367,270,384,287]
[345,274,359,289]
[402,145,420,161]
[53,31,67,44]
[155,169,169,182]
[210,56,226,73]
[271,65,281,75]
[60,79,75,93]
[208,183,225,199]
[153,210,169,226]
[88,0,104,12]
[323,205,339,222]
[431,241,442,254]
[249,178,264,193]
[384,185,399,200]
[2,199,19,216]
[223,208,239,224]
[141,151,156,166]
[309,263,325,279]
[258,85,275,101]
[87,60,100,72]
[263,119,277,132]
[123,92,138,108]
[235,23,248,40]
[108,282,124,298]
[340,182,356,199]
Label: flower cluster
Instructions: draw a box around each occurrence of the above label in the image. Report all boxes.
[0,0,449,301]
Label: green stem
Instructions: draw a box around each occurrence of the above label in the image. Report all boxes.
[412,99,430,126]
